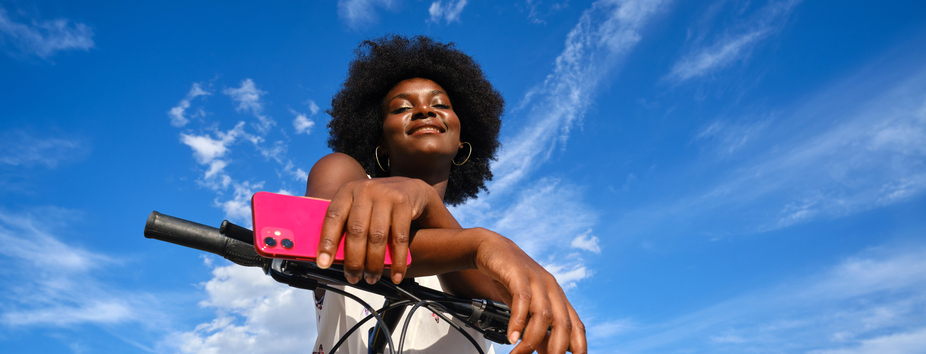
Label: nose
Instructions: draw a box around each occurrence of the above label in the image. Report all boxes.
[412,104,437,120]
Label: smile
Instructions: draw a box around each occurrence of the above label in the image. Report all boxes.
[408,124,445,135]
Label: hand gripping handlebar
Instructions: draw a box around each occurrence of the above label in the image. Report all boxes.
[142,211,512,349]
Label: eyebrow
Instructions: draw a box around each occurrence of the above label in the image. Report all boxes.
[389,90,446,101]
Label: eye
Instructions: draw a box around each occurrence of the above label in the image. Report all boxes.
[433,104,451,109]
[390,107,411,114]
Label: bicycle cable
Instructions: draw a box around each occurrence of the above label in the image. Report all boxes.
[318,284,397,354]
[327,295,412,354]
[397,300,485,354]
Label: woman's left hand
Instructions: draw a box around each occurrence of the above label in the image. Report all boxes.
[314,176,449,285]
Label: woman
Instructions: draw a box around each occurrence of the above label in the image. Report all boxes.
[307,35,586,354]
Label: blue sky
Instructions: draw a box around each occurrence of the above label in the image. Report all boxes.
[2,0,925,353]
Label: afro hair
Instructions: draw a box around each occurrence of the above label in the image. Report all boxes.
[327,35,504,206]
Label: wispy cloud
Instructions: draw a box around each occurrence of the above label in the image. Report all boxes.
[809,327,926,354]
[694,117,772,156]
[290,108,315,135]
[171,79,311,224]
[0,208,160,328]
[612,244,926,352]
[454,0,667,290]
[522,0,569,25]
[665,0,801,83]
[0,130,88,168]
[337,0,397,29]
[621,53,926,238]
[491,0,666,192]
[428,0,468,24]
[224,79,274,134]
[169,83,211,127]
[0,7,94,59]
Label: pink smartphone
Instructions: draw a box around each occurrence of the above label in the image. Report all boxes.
[251,191,411,266]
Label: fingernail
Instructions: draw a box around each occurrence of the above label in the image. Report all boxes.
[317,253,330,268]
[392,272,403,284]
[365,274,378,284]
[346,275,360,284]
[508,331,519,345]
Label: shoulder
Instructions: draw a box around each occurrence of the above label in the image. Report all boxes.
[305,153,369,199]
[313,153,366,173]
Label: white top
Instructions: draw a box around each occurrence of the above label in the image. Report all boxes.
[312,275,495,354]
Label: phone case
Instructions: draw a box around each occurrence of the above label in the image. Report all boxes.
[251,191,410,266]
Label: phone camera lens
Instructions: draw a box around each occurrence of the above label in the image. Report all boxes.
[264,237,277,247]
[281,238,294,249]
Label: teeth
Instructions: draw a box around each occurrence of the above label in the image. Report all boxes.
[412,127,440,134]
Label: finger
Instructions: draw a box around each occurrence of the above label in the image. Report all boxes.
[504,273,532,348]
[514,282,554,354]
[544,289,572,354]
[342,191,373,284]
[317,187,353,269]
[389,205,412,284]
[363,201,391,284]
[565,300,587,354]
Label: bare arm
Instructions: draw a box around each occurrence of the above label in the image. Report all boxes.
[305,153,498,298]
[306,153,587,353]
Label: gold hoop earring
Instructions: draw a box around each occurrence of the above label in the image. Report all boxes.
[375,146,390,172]
[452,142,472,166]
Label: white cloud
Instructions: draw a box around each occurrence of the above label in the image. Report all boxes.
[180,124,246,192]
[668,30,765,82]
[614,245,926,352]
[491,0,666,193]
[452,0,666,299]
[694,118,771,155]
[291,108,315,135]
[571,229,601,254]
[169,83,211,127]
[181,133,231,164]
[337,0,396,29]
[0,7,94,58]
[588,318,634,340]
[666,0,802,83]
[282,160,308,183]
[179,121,253,191]
[224,79,274,134]
[809,327,926,354]
[0,208,161,329]
[428,0,468,24]
[0,130,87,168]
[171,262,317,354]
[618,53,926,237]
[523,0,569,24]
[215,181,263,227]
[542,263,591,290]
[307,100,320,115]
[490,178,597,256]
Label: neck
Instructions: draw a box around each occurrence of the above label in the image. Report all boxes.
[389,159,453,200]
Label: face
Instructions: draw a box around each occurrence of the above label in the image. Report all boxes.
[381,78,462,165]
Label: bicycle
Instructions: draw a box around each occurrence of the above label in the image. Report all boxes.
[144,211,512,354]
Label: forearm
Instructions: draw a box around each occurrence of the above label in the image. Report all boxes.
[405,227,503,301]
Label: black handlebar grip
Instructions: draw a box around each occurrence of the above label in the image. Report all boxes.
[145,211,264,267]
[220,219,254,245]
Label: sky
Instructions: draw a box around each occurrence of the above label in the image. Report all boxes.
[2,0,926,353]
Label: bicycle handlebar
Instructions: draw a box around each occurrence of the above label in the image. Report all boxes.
[144,211,265,268]
[142,211,512,345]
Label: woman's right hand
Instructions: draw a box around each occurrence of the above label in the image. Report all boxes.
[469,228,588,354]
[314,176,449,285]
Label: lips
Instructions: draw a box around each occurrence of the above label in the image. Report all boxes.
[407,122,445,135]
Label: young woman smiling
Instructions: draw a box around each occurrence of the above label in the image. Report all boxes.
[307,35,587,354]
